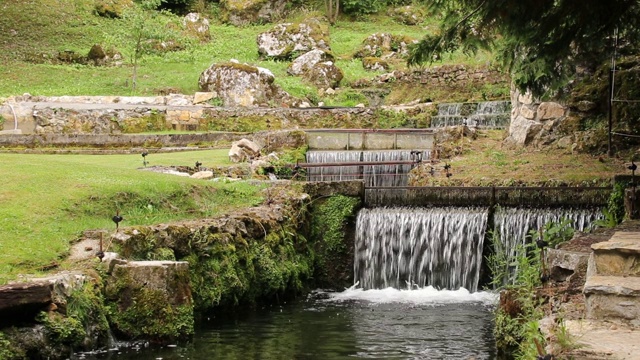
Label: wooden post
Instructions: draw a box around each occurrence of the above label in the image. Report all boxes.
[624,187,640,219]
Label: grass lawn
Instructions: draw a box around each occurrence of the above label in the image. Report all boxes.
[0,149,265,284]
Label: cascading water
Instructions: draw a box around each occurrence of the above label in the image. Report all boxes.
[493,207,603,283]
[431,101,511,128]
[305,150,430,187]
[354,205,603,292]
[354,207,489,292]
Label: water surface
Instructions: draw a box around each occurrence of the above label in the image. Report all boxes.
[78,287,497,360]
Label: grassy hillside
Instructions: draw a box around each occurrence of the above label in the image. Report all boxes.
[0,149,265,284]
[0,0,497,102]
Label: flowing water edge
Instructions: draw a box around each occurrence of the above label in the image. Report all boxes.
[75,287,498,360]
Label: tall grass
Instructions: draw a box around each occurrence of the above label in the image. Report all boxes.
[0,150,265,284]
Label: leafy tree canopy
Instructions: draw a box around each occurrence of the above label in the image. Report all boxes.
[408,0,640,97]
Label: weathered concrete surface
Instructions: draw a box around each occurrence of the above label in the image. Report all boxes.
[306,129,434,150]
[563,320,640,359]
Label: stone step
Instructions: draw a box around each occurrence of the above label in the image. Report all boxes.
[590,232,640,277]
[584,275,640,327]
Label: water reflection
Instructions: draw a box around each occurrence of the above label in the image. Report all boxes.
[76,287,497,360]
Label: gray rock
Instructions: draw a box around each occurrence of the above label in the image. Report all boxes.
[287,49,334,76]
[198,61,292,107]
[546,248,589,282]
[229,138,262,163]
[183,12,210,41]
[303,61,343,89]
[257,18,330,60]
[221,0,288,26]
[505,115,542,146]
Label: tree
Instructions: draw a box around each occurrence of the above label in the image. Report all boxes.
[408,0,640,97]
[325,0,339,25]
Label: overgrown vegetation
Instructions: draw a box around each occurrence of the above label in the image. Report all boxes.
[490,222,578,359]
[309,195,361,288]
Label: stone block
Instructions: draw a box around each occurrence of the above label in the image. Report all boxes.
[537,102,566,120]
[193,92,216,104]
[584,275,640,325]
[591,232,640,276]
[546,248,589,282]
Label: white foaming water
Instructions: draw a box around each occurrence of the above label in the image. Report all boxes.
[323,284,498,306]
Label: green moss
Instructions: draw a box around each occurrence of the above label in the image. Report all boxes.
[37,312,86,348]
[309,195,361,287]
[0,332,21,360]
[216,62,260,74]
[105,267,194,340]
[121,112,168,133]
[201,114,280,132]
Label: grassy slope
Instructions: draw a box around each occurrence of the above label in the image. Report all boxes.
[0,0,492,99]
[0,149,266,284]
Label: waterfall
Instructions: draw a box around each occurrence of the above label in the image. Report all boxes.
[354,206,603,292]
[354,207,489,292]
[306,150,430,187]
[493,207,603,283]
[431,101,511,128]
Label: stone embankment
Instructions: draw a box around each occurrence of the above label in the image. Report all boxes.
[542,223,640,359]
[0,94,433,138]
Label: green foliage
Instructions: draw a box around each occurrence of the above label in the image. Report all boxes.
[0,332,18,360]
[186,224,313,311]
[341,0,385,17]
[605,182,626,225]
[269,146,308,179]
[409,0,640,96]
[120,111,169,133]
[528,218,575,249]
[37,313,86,347]
[309,195,360,287]
[107,287,194,339]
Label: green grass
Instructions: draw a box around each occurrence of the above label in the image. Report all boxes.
[0,149,265,284]
[0,0,495,101]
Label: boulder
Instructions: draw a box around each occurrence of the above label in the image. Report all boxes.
[537,102,566,120]
[190,171,214,179]
[354,33,416,59]
[87,44,107,66]
[387,5,425,25]
[94,0,133,18]
[505,115,542,146]
[362,57,390,71]
[257,18,331,60]
[303,61,343,89]
[183,13,210,42]
[198,61,293,107]
[105,261,194,339]
[229,138,262,163]
[221,0,288,26]
[287,49,335,76]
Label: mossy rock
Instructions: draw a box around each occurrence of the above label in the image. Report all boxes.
[387,5,425,25]
[257,17,331,60]
[221,0,288,26]
[362,57,390,71]
[354,33,415,59]
[94,0,134,18]
[303,62,344,89]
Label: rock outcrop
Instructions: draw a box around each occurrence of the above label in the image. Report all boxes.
[229,138,262,162]
[221,0,288,26]
[362,57,390,71]
[183,12,210,42]
[354,33,416,60]
[287,49,334,76]
[257,18,331,60]
[303,61,343,89]
[387,5,424,25]
[198,61,295,107]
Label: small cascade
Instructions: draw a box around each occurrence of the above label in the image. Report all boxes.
[354,207,489,292]
[431,101,511,128]
[306,150,430,187]
[493,207,603,283]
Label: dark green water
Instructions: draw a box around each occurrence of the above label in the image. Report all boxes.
[77,287,497,360]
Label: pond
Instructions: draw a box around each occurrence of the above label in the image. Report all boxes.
[77,286,497,360]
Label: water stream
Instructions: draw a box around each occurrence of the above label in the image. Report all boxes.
[431,101,511,128]
[75,288,497,360]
